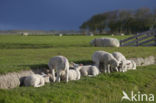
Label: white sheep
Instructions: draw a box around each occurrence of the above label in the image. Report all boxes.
[60,67,81,81]
[126,60,136,70]
[92,51,119,73]
[48,56,69,83]
[112,52,127,72]
[90,38,120,47]
[21,32,29,36]
[72,63,100,77]
[24,73,50,87]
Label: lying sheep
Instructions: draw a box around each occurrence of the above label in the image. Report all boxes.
[112,52,127,72]
[90,38,120,47]
[126,60,136,70]
[24,73,50,87]
[60,67,81,81]
[48,56,69,83]
[72,63,100,77]
[92,51,119,73]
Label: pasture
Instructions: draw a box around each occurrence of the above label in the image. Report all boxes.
[0,35,156,103]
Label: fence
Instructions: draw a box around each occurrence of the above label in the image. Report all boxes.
[120,29,156,46]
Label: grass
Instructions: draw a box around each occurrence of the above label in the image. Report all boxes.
[0,35,155,74]
[0,35,156,103]
[0,35,129,49]
[0,65,156,103]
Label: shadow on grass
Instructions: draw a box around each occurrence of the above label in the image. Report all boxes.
[20,60,93,73]
[0,43,91,49]
[0,43,54,49]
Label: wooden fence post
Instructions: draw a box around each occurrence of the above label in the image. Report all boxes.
[136,37,138,46]
[154,32,156,46]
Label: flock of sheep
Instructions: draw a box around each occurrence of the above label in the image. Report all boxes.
[22,50,136,88]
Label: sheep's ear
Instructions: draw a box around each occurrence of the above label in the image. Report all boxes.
[127,63,130,65]
[41,72,46,76]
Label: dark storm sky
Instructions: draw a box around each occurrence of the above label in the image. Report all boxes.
[0,0,155,30]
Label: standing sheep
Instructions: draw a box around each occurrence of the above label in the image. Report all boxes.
[92,51,119,73]
[23,73,50,87]
[112,52,127,72]
[48,56,69,83]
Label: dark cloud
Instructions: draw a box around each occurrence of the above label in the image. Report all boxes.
[0,0,155,30]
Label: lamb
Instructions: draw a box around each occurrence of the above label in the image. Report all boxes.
[23,73,50,87]
[60,67,81,81]
[92,51,119,73]
[90,38,120,47]
[72,63,100,77]
[92,51,106,68]
[126,60,136,70]
[112,52,127,72]
[48,56,69,83]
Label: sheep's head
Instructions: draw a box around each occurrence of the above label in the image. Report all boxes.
[41,72,50,83]
[70,62,83,68]
[110,59,120,71]
[118,61,127,72]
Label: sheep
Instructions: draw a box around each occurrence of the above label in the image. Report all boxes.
[23,73,50,87]
[92,51,120,73]
[48,56,69,83]
[92,51,107,68]
[126,60,136,70]
[60,67,81,81]
[112,52,127,72]
[90,38,120,47]
[71,63,100,77]
[21,32,29,36]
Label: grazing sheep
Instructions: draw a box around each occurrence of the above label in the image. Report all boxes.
[90,38,120,47]
[92,51,107,68]
[60,67,81,81]
[72,63,100,77]
[126,60,136,70]
[48,56,69,83]
[24,73,50,87]
[112,52,127,72]
[92,51,119,73]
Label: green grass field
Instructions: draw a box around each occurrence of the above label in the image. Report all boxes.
[0,35,156,103]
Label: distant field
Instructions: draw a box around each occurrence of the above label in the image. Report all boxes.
[0,35,130,49]
[0,35,155,74]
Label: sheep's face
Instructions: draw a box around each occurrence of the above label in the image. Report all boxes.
[118,61,127,72]
[70,62,83,69]
[110,59,120,71]
[111,59,119,67]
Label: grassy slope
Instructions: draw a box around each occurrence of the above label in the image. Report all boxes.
[0,65,156,103]
[0,35,155,74]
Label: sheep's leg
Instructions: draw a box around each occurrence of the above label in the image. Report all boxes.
[65,70,69,83]
[104,64,107,73]
[107,64,110,74]
[51,69,56,82]
[56,71,60,82]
